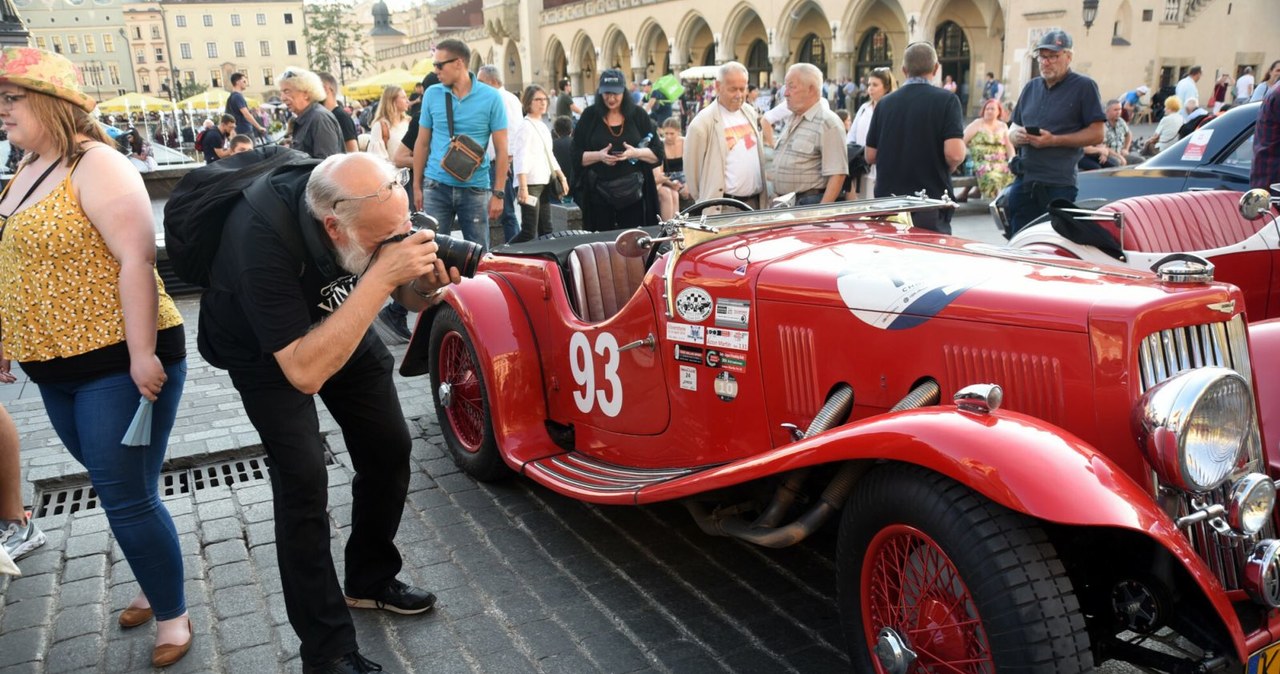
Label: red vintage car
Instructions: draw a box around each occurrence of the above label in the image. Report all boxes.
[401,196,1280,673]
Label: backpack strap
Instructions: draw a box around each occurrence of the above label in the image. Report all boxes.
[242,169,342,282]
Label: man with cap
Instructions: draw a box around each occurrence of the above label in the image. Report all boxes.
[1006,29,1105,234]
[1121,85,1149,122]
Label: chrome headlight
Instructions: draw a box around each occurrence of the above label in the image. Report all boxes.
[1134,367,1253,493]
[1229,474,1277,536]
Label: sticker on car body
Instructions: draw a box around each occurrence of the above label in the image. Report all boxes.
[714,371,738,401]
[714,299,750,329]
[836,250,988,330]
[706,327,749,351]
[675,287,713,323]
[674,344,704,364]
[666,322,706,345]
[679,365,697,391]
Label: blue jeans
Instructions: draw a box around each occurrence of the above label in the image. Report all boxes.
[490,163,519,244]
[38,361,187,620]
[422,179,491,247]
[1007,178,1078,235]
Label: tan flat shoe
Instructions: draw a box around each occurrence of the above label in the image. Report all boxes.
[118,606,153,628]
[151,617,193,668]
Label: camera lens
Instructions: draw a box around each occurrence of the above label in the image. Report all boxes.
[433,234,485,278]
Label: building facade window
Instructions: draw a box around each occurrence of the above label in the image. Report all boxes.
[206,42,217,58]
[210,69,221,88]
[202,14,212,27]
[133,26,141,40]
[68,36,79,54]
[108,64,120,85]
[135,48,145,64]
[234,41,245,58]
[856,28,893,84]
[286,40,297,56]
[256,13,266,25]
[150,25,160,39]
[103,33,114,51]
[138,68,150,92]
[34,36,46,49]
[180,42,191,59]
[259,40,270,56]
[176,15,186,28]
[155,47,164,62]
[283,12,293,24]
[262,67,274,86]
[84,34,95,53]
[231,14,241,27]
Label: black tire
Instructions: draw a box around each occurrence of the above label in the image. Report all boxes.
[837,465,1091,673]
[427,306,510,481]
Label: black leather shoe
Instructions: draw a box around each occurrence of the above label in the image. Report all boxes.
[303,651,383,674]
[344,579,436,615]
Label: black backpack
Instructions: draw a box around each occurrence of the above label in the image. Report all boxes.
[163,145,322,287]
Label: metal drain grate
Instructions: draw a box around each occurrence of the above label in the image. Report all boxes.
[34,451,336,518]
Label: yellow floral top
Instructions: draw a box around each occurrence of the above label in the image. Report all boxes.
[0,157,181,363]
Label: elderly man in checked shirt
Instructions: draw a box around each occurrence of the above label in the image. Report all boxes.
[770,63,848,205]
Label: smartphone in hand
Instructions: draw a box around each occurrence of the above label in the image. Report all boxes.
[1023,126,1042,136]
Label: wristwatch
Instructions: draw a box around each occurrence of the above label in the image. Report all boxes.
[491,189,504,198]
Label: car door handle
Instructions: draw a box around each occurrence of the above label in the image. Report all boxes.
[619,333,656,352]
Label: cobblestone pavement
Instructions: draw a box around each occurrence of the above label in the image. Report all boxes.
[0,296,851,673]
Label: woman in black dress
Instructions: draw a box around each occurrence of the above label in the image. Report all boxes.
[656,117,684,220]
[570,69,663,231]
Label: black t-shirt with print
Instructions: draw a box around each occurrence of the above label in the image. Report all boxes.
[197,173,366,380]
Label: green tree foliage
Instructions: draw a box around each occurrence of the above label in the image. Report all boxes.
[304,1,369,83]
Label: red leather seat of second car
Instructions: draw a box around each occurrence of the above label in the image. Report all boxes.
[1103,191,1269,253]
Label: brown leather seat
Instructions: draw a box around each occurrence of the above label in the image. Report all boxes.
[568,241,647,322]
[1104,191,1269,253]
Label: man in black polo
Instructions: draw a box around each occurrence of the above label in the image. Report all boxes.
[226,72,269,137]
[865,42,966,233]
[319,72,359,153]
[1006,30,1105,234]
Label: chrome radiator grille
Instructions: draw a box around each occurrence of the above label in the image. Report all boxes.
[1137,314,1267,591]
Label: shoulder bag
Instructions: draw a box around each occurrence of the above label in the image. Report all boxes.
[440,92,485,182]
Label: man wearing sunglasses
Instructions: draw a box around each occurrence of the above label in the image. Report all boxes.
[198,152,462,674]
[412,38,509,247]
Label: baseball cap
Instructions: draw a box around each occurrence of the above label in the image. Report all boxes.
[598,69,626,94]
[1136,85,1150,95]
[640,79,652,86]
[1036,30,1073,52]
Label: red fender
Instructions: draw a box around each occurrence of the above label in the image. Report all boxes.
[640,407,1249,660]
[401,273,558,469]
[1249,317,1280,476]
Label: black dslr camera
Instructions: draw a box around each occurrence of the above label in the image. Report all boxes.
[409,212,486,278]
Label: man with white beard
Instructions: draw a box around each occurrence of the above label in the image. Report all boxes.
[196,152,461,673]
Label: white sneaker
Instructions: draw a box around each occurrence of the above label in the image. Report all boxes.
[0,517,47,562]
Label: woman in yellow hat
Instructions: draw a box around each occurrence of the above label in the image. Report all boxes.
[0,47,191,667]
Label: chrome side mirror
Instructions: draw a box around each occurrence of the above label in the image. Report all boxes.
[614,229,651,257]
[1239,189,1273,221]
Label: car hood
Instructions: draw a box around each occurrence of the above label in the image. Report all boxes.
[747,229,1182,333]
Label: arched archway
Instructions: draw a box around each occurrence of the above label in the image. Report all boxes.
[570,31,597,93]
[673,11,713,72]
[504,40,523,92]
[797,33,827,73]
[746,39,769,87]
[855,27,893,83]
[934,20,970,107]
[602,24,631,74]
[1113,0,1133,43]
[469,52,484,74]
[544,37,568,90]
[635,20,671,80]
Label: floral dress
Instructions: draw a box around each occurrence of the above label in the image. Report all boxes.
[967,129,1014,200]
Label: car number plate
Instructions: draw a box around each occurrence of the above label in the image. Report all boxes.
[1249,641,1280,674]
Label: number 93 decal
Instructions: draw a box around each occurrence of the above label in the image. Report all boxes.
[570,331,622,417]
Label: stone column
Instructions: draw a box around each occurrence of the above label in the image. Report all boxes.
[832,51,853,81]
[569,69,584,97]
[770,56,789,88]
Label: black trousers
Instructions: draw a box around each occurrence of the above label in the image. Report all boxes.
[230,335,411,665]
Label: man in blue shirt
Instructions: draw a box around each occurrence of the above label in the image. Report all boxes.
[1006,30,1105,234]
[411,38,509,246]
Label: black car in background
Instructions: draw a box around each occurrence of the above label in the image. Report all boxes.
[1074,102,1259,204]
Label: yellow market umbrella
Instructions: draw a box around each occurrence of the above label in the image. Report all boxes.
[178,89,261,111]
[95,92,177,114]
[342,69,419,101]
[411,58,434,77]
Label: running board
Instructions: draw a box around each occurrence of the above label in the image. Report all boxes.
[524,452,704,504]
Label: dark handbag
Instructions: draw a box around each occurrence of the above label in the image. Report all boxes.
[846,142,867,176]
[440,92,485,182]
[593,172,644,206]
